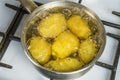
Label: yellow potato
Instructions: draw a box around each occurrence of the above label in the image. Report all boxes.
[44,58,83,72]
[52,31,79,58]
[38,13,67,38]
[78,39,98,64]
[28,36,51,65]
[67,15,91,39]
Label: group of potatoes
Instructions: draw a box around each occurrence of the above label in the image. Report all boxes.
[28,13,98,72]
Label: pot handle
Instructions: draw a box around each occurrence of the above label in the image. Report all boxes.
[19,0,38,13]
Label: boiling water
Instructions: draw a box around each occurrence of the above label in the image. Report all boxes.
[26,7,98,43]
[25,7,100,71]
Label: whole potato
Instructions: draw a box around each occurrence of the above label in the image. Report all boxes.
[28,36,51,65]
[78,39,98,64]
[67,15,91,39]
[44,58,84,72]
[52,30,79,58]
[38,13,67,38]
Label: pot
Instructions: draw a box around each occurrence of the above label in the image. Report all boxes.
[20,0,106,79]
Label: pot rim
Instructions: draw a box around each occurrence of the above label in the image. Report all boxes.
[21,0,106,75]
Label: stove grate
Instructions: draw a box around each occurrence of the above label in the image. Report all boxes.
[0,1,120,80]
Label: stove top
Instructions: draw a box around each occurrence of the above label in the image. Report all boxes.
[0,0,120,80]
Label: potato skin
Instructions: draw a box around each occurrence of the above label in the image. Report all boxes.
[78,39,98,64]
[67,15,91,39]
[28,36,51,65]
[52,31,79,59]
[38,13,67,38]
[44,58,83,72]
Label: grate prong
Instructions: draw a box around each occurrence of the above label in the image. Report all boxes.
[112,11,120,17]
[0,62,12,69]
[102,20,120,29]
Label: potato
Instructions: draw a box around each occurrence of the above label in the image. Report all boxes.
[38,13,67,38]
[78,39,98,64]
[28,36,51,65]
[67,15,91,39]
[52,31,79,58]
[44,58,83,72]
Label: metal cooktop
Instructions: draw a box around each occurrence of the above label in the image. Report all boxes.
[0,0,120,80]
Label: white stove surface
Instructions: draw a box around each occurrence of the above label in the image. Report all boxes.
[0,37,2,43]
[0,0,120,80]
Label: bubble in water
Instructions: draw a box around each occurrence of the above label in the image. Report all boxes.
[62,8,72,18]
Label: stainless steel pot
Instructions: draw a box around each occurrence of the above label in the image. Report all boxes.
[20,0,106,79]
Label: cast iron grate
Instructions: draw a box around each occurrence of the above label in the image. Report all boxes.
[0,1,120,80]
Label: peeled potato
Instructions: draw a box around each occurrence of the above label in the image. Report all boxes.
[67,15,91,39]
[38,13,67,38]
[78,39,98,64]
[52,31,79,58]
[44,58,83,72]
[28,36,51,65]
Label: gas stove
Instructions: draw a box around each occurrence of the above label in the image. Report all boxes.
[0,0,120,80]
